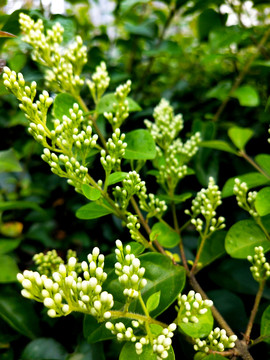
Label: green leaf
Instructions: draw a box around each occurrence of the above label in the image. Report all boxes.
[120,343,175,360]
[222,172,270,198]
[68,341,105,360]
[96,93,141,114]
[21,338,67,360]
[197,9,224,41]
[53,93,82,120]
[0,255,19,283]
[225,219,270,258]
[199,231,226,269]
[179,309,213,338]
[107,172,128,186]
[0,287,41,339]
[205,81,231,101]
[0,238,21,254]
[228,127,254,150]
[255,187,270,216]
[76,202,114,219]
[0,201,43,213]
[203,355,226,360]
[146,291,161,313]
[261,305,270,344]
[150,222,180,248]
[156,192,192,204]
[0,149,22,173]
[83,316,121,343]
[123,129,156,160]
[200,140,237,155]
[82,184,101,201]
[255,154,270,176]
[232,85,260,107]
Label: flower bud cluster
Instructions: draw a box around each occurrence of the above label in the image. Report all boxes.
[86,62,110,103]
[194,328,237,353]
[126,214,142,243]
[247,246,270,282]
[233,179,258,217]
[139,193,167,219]
[158,155,188,191]
[100,129,127,173]
[145,99,183,150]
[33,250,64,277]
[152,323,177,360]
[113,171,147,210]
[176,291,213,324]
[114,240,147,299]
[17,247,113,321]
[104,80,131,130]
[185,177,225,235]
[41,148,88,192]
[105,321,137,342]
[19,13,87,95]
[168,133,201,165]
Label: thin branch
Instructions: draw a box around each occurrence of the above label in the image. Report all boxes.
[239,150,270,180]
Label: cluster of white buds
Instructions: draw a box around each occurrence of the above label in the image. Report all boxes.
[86,62,110,103]
[19,13,87,95]
[104,80,131,130]
[114,240,147,299]
[105,321,137,342]
[194,328,237,353]
[233,179,258,217]
[145,99,183,150]
[17,247,113,321]
[100,129,127,173]
[139,193,167,219]
[152,323,177,360]
[185,177,225,235]
[113,171,147,210]
[158,153,188,191]
[126,214,142,243]
[168,133,201,165]
[176,291,213,324]
[247,246,270,282]
[41,149,88,192]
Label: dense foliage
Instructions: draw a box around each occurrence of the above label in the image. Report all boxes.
[1,1,270,359]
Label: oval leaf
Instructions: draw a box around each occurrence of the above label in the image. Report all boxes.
[146,291,161,313]
[255,187,270,216]
[228,127,254,151]
[97,93,141,114]
[0,238,21,254]
[82,184,101,201]
[261,304,270,344]
[124,129,156,160]
[21,338,67,360]
[179,309,213,338]
[53,93,82,120]
[76,202,114,219]
[199,140,237,155]
[255,154,270,176]
[107,172,128,186]
[225,219,270,258]
[0,255,19,283]
[150,222,180,248]
[232,85,260,107]
[199,231,226,269]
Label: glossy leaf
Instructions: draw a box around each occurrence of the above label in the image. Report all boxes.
[179,309,213,338]
[0,255,19,283]
[261,305,270,344]
[21,338,67,360]
[0,149,22,173]
[203,355,226,360]
[0,238,21,254]
[150,222,180,248]
[255,154,270,176]
[199,231,226,269]
[255,187,270,216]
[232,85,260,107]
[107,172,128,185]
[120,342,175,360]
[76,202,114,219]
[146,291,161,313]
[200,140,237,155]
[53,93,82,120]
[84,315,123,343]
[82,184,101,201]
[0,287,41,339]
[0,201,43,212]
[68,341,105,360]
[124,129,156,160]
[222,172,270,198]
[225,219,270,258]
[228,127,254,150]
[96,93,141,114]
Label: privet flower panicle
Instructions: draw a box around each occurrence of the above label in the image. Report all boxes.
[113,171,147,210]
[194,327,237,353]
[105,321,137,342]
[114,240,147,299]
[86,62,110,103]
[17,247,113,321]
[247,246,270,282]
[233,178,258,217]
[19,13,87,95]
[104,80,131,130]
[126,213,142,243]
[139,193,167,219]
[152,323,177,360]
[176,291,213,324]
[185,177,225,235]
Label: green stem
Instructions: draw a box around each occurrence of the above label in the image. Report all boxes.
[191,220,210,274]
[138,293,153,343]
[239,150,270,180]
[110,310,167,328]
